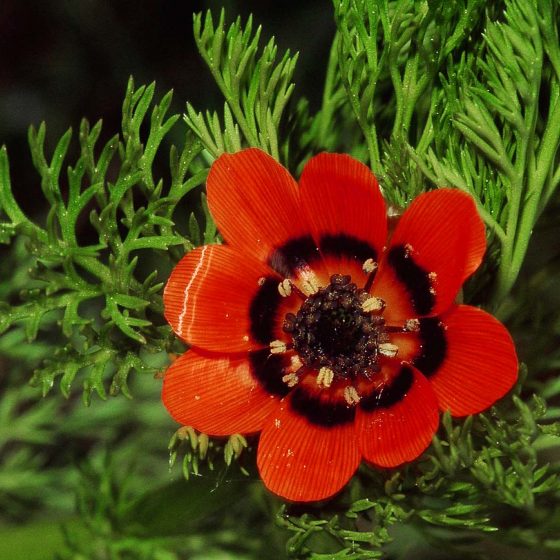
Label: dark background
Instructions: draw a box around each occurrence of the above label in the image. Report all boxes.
[0,0,334,211]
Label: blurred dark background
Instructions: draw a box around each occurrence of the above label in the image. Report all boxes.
[0,0,334,215]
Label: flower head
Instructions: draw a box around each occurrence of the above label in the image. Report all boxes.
[162,149,518,502]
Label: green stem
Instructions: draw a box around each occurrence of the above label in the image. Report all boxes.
[74,255,113,287]
[0,147,48,243]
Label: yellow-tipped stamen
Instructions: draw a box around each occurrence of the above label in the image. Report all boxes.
[361,296,385,313]
[282,372,300,387]
[362,258,378,274]
[379,342,399,358]
[301,275,319,296]
[344,385,361,405]
[290,354,303,370]
[278,278,292,297]
[316,366,334,388]
[404,318,420,332]
[270,340,287,354]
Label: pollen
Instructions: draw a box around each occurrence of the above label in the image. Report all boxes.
[316,366,334,388]
[258,276,266,286]
[361,296,385,313]
[301,275,319,296]
[270,340,287,354]
[344,385,361,405]
[290,354,303,370]
[404,318,420,332]
[282,372,300,387]
[278,278,292,297]
[362,258,378,274]
[378,342,399,358]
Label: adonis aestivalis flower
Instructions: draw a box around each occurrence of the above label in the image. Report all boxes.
[162,149,518,502]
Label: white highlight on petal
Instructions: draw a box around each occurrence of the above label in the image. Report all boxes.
[178,245,210,336]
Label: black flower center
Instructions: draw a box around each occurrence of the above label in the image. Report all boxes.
[283,274,387,380]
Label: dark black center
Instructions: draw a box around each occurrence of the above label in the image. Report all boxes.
[283,274,387,380]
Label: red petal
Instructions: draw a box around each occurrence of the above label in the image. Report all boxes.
[374,189,486,320]
[371,264,416,325]
[428,305,518,416]
[257,398,360,502]
[207,149,307,262]
[162,350,278,436]
[299,153,387,275]
[356,366,439,468]
[164,245,284,352]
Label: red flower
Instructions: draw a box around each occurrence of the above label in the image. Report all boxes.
[162,149,518,502]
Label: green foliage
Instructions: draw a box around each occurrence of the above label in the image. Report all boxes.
[185,10,298,161]
[0,78,209,402]
[51,454,278,560]
[410,0,560,304]
[168,425,250,481]
[329,0,489,206]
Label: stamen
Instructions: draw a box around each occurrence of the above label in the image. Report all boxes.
[361,296,385,313]
[290,354,303,370]
[378,342,399,358]
[282,356,304,387]
[282,372,300,387]
[362,258,378,274]
[278,279,292,298]
[404,318,420,332]
[301,275,319,296]
[316,366,334,388]
[270,340,288,354]
[363,259,379,292]
[344,385,361,405]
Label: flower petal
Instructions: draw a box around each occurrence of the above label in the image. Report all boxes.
[207,149,331,289]
[373,189,486,321]
[299,153,387,275]
[257,397,360,502]
[356,365,439,467]
[164,245,287,352]
[162,350,279,436]
[424,305,518,416]
[207,148,307,262]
